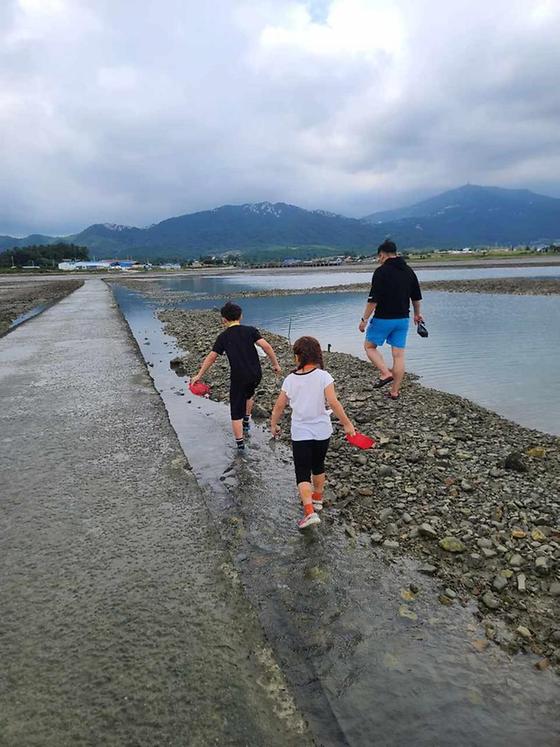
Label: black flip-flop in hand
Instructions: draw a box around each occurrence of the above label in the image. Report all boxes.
[417,320,429,338]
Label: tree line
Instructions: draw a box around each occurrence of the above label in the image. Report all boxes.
[0,243,89,268]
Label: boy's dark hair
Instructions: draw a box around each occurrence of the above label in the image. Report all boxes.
[293,336,324,370]
[377,239,397,255]
[220,301,242,321]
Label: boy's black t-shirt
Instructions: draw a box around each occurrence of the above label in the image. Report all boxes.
[212,324,262,381]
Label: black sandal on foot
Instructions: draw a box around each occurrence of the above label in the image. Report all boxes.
[384,391,400,400]
[373,376,393,389]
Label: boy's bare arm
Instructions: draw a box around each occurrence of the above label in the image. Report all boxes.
[256,338,281,373]
[325,383,355,435]
[270,391,288,436]
[192,351,219,383]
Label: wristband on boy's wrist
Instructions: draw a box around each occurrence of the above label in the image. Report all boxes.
[361,317,366,322]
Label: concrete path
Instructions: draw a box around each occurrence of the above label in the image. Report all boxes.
[0,280,310,746]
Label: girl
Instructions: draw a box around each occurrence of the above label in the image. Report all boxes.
[271,336,355,530]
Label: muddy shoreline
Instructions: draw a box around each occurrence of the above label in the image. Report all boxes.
[0,277,83,335]
[160,307,560,671]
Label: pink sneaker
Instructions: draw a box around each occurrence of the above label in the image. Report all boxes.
[297,512,321,530]
[312,498,323,512]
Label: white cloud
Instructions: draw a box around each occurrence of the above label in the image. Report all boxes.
[1,0,560,235]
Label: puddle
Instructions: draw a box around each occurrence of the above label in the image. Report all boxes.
[112,283,560,747]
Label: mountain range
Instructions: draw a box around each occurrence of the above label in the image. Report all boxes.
[2,185,559,259]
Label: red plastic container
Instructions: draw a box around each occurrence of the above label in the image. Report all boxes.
[346,432,376,450]
[189,381,211,397]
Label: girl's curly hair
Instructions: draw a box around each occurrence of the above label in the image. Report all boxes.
[293,336,324,370]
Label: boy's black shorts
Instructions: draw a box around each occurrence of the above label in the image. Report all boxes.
[230,376,261,420]
[291,438,330,484]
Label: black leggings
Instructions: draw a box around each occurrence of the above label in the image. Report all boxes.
[291,438,330,485]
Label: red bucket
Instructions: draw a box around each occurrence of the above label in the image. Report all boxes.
[189,381,211,397]
[346,432,376,450]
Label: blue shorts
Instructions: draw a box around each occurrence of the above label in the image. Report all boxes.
[366,317,409,348]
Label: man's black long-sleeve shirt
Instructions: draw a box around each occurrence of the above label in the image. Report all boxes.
[367,256,422,319]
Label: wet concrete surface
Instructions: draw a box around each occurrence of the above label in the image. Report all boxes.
[112,283,560,747]
[0,279,312,746]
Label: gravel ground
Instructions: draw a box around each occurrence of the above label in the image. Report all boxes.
[161,307,560,673]
[0,276,83,334]
[0,280,311,746]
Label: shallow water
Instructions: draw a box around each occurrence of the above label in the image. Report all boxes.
[113,283,560,747]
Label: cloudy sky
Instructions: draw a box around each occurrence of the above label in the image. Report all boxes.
[2,0,560,235]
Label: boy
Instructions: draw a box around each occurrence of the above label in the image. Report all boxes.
[191,302,281,450]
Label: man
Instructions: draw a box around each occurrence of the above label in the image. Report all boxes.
[358,240,423,400]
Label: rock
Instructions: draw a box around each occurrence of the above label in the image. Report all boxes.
[371,532,384,544]
[531,528,546,542]
[439,536,466,553]
[481,548,497,559]
[385,523,399,537]
[509,554,523,567]
[493,575,508,592]
[504,451,528,473]
[535,557,550,575]
[399,605,417,621]
[436,448,450,458]
[549,582,560,597]
[477,538,494,549]
[481,591,500,610]
[461,480,474,492]
[419,523,438,539]
[517,574,527,592]
[535,657,550,671]
[418,564,437,575]
[383,540,399,550]
[378,465,396,478]
[357,487,373,497]
[379,507,393,521]
[402,512,413,524]
[511,528,526,539]
[345,525,356,539]
[527,446,546,458]
[472,639,490,653]
[516,625,532,640]
[444,588,457,599]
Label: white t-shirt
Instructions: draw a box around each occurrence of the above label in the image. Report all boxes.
[282,368,334,441]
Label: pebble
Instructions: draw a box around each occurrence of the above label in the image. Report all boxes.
[379,507,393,521]
[418,564,437,575]
[439,536,466,553]
[383,540,400,550]
[509,554,523,567]
[419,523,438,539]
[482,591,500,610]
[517,574,527,592]
[493,575,508,592]
[549,581,560,596]
[370,532,383,544]
[535,557,550,575]
[516,625,532,640]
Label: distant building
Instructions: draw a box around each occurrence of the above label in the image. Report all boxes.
[58,259,135,271]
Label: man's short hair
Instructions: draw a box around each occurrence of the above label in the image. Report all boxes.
[220,301,242,321]
[377,239,397,255]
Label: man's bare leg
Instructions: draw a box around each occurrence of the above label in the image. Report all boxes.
[390,347,405,396]
[364,341,392,380]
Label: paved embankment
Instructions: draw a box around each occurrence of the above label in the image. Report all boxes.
[0,279,310,746]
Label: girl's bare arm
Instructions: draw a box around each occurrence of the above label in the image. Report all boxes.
[325,383,355,435]
[270,390,288,436]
